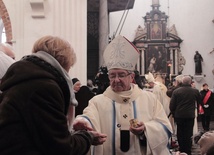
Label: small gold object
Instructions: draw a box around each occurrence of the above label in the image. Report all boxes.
[129,119,138,128]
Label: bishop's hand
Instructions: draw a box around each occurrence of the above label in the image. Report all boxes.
[129,121,146,136]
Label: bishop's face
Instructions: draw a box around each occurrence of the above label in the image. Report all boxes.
[108,69,134,92]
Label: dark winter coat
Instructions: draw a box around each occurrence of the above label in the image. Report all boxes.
[166,84,182,98]
[170,85,201,118]
[0,56,92,155]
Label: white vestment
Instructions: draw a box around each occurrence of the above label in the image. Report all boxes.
[152,82,171,116]
[77,84,172,155]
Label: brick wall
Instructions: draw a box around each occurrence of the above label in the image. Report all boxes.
[0,0,12,44]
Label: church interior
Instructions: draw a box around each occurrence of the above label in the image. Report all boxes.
[1,1,214,154]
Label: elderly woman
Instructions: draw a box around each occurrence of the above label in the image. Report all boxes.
[0,36,106,155]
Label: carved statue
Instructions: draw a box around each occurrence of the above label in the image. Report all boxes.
[194,51,203,75]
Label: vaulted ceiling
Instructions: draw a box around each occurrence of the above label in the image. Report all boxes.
[88,0,135,12]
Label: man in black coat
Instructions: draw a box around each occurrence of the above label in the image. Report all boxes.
[170,75,201,155]
[199,83,214,131]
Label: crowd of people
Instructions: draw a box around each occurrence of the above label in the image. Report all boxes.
[0,35,214,155]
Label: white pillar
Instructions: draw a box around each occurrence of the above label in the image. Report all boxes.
[136,49,141,73]
[5,0,87,84]
[0,19,4,43]
[52,0,87,83]
[141,48,145,75]
[99,0,109,66]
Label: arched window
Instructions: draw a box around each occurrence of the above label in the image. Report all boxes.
[0,18,6,43]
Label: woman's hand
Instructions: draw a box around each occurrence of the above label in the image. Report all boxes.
[73,118,93,131]
[88,131,107,146]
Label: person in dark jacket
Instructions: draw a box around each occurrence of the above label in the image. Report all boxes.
[94,66,109,94]
[0,35,106,155]
[199,83,214,131]
[72,78,81,93]
[169,75,201,155]
[71,78,95,117]
[166,74,184,98]
[75,85,95,116]
[133,70,144,89]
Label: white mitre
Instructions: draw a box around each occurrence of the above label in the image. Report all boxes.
[103,35,139,71]
[145,72,155,83]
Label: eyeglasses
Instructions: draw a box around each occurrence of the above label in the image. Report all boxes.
[108,73,132,81]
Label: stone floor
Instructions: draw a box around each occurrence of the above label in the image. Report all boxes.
[170,120,214,155]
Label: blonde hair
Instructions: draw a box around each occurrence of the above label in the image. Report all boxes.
[32,35,76,71]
